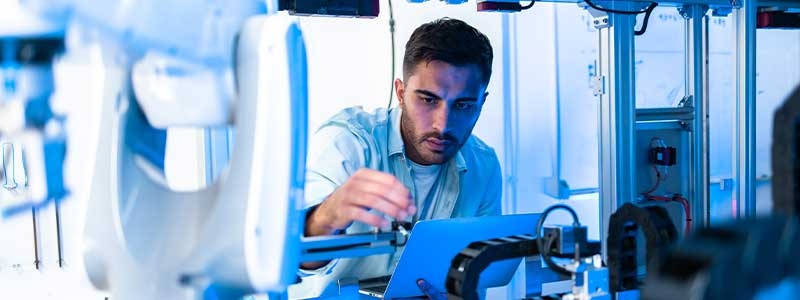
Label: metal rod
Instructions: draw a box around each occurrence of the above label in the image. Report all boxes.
[598,3,638,260]
[683,4,710,230]
[55,198,64,267]
[301,232,397,251]
[501,13,519,214]
[32,207,40,269]
[570,187,600,195]
[553,4,563,185]
[703,12,711,222]
[301,246,397,263]
[636,107,695,121]
[300,232,400,263]
[734,0,757,219]
[502,13,525,298]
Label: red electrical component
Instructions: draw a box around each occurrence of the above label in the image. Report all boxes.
[757,11,800,29]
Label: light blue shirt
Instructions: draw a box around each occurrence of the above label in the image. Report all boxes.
[289,106,501,298]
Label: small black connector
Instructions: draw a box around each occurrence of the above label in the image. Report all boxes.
[280,0,380,18]
[542,225,602,258]
[544,225,589,258]
[477,1,524,12]
[649,146,677,166]
[477,0,534,12]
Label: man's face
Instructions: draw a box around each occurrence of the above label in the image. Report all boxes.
[395,60,488,165]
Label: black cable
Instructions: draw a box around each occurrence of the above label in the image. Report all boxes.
[535,204,581,276]
[542,234,573,276]
[583,0,655,15]
[387,0,396,109]
[520,0,535,10]
[634,3,658,36]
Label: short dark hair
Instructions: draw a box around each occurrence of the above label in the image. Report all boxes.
[402,18,493,86]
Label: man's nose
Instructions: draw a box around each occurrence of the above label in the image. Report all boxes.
[432,105,451,133]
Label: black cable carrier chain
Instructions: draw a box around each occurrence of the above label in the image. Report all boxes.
[606,203,678,293]
[446,234,539,300]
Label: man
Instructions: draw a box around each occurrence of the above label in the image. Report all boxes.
[290,17,501,298]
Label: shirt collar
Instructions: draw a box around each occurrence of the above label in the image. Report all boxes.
[388,107,468,172]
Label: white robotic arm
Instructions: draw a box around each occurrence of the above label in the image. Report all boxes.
[4,0,309,298]
[79,14,308,299]
[58,7,309,300]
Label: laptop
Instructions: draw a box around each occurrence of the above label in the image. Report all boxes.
[358,213,541,299]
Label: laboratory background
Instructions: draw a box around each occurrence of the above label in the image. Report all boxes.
[0,0,799,299]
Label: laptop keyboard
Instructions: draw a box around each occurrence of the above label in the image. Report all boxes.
[358,276,391,297]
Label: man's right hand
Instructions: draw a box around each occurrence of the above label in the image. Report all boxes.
[305,169,417,237]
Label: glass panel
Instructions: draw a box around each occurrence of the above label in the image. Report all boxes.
[634,7,686,109]
[708,12,736,223]
[556,4,600,192]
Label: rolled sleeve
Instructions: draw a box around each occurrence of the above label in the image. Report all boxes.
[304,125,368,208]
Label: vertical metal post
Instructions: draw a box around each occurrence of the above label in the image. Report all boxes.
[502,13,525,300]
[55,197,65,267]
[32,207,41,269]
[734,0,757,218]
[501,13,519,215]
[682,4,710,230]
[553,4,563,191]
[597,8,638,258]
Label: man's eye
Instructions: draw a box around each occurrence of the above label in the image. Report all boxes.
[455,102,474,110]
[421,97,436,104]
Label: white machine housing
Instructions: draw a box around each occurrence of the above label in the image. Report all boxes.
[81,14,308,299]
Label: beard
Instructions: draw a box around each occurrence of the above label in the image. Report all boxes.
[399,112,464,165]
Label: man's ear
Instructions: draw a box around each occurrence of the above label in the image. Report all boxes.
[394,79,405,105]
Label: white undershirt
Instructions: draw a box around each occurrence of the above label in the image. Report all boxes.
[408,160,443,221]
